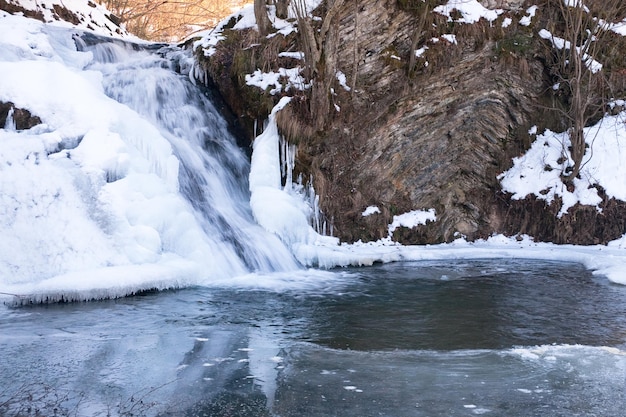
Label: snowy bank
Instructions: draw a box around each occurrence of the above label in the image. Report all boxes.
[1,0,133,39]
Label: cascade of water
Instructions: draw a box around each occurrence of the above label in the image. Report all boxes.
[79,37,299,273]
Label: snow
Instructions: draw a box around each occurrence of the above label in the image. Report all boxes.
[434,0,503,24]
[1,0,132,39]
[3,2,626,304]
[563,0,589,12]
[196,2,309,95]
[609,19,626,36]
[441,34,457,45]
[336,70,351,91]
[232,4,259,30]
[245,67,310,94]
[538,28,603,74]
[519,5,538,26]
[536,5,626,76]
[499,113,626,216]
[279,51,305,60]
[414,35,460,65]
[388,209,437,235]
[362,206,380,217]
[415,46,429,58]
[192,5,247,56]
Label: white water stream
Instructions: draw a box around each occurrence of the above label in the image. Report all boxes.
[80,35,298,273]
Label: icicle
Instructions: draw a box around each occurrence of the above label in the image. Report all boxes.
[4,106,16,131]
[277,136,333,236]
[189,62,198,85]
[280,137,296,190]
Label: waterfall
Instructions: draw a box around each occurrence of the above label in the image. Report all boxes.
[79,37,300,273]
[0,25,301,303]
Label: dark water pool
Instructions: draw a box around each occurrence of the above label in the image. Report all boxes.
[1,259,625,416]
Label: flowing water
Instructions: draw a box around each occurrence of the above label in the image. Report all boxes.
[77,33,299,275]
[1,259,626,416]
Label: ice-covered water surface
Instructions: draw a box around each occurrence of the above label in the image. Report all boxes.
[1,260,625,416]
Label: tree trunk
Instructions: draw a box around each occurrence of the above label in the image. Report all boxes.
[407,3,430,77]
[254,0,270,36]
[276,0,289,19]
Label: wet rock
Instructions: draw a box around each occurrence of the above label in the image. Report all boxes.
[0,102,42,130]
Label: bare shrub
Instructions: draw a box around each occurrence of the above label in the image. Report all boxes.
[539,0,626,181]
[101,0,248,41]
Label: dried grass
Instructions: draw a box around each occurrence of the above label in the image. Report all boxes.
[275,97,316,145]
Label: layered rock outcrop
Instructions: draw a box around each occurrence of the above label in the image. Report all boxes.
[199,0,626,245]
[296,0,542,243]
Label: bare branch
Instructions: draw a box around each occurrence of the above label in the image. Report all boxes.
[543,0,626,181]
[101,0,249,41]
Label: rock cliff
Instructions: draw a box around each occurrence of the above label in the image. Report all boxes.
[199,0,626,245]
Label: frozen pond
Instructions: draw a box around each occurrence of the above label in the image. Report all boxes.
[1,259,626,416]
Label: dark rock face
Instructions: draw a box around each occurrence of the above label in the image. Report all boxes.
[200,0,626,245]
[494,191,626,245]
[294,0,546,243]
[0,102,42,130]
